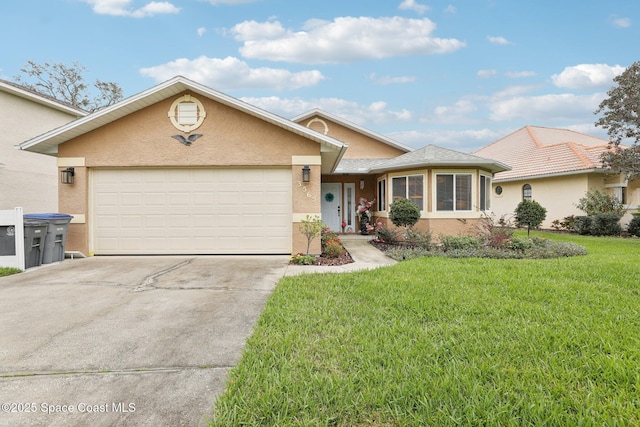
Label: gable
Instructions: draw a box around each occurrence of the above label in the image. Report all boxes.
[293,110,411,160]
[58,91,321,167]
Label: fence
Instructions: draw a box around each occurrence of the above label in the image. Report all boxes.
[0,207,25,270]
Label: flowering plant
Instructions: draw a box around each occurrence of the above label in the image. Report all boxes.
[357,197,375,220]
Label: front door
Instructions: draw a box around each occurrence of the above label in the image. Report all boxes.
[321,183,342,232]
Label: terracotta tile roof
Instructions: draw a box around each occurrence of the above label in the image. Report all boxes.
[472,126,610,181]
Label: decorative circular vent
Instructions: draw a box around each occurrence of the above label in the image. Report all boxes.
[168,94,206,132]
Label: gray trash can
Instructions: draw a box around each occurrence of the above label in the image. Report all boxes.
[23,214,74,264]
[23,219,48,268]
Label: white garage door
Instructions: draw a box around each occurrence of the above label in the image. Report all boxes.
[92,168,292,254]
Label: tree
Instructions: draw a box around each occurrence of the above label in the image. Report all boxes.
[299,215,323,255]
[14,61,123,112]
[514,200,547,236]
[595,61,640,180]
[389,198,420,229]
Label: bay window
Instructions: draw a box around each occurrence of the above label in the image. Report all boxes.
[391,175,424,210]
[437,174,472,211]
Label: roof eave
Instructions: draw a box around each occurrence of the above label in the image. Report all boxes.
[370,160,511,174]
[19,76,347,156]
[0,80,87,117]
[494,168,606,182]
[292,108,413,153]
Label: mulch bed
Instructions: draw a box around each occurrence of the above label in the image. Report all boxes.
[312,250,354,266]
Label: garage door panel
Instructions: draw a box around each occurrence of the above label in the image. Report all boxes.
[93,168,291,254]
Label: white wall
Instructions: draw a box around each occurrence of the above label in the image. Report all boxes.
[0,89,80,213]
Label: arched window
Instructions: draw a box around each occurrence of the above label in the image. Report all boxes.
[522,184,532,200]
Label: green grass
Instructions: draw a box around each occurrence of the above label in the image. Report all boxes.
[210,232,640,426]
[0,267,21,277]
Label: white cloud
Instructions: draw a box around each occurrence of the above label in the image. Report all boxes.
[389,128,503,152]
[139,56,325,91]
[369,73,416,85]
[203,0,256,3]
[444,5,457,13]
[488,93,604,122]
[487,36,511,45]
[505,71,536,78]
[398,0,429,15]
[83,0,180,17]
[434,100,477,121]
[610,16,631,28]
[240,96,412,125]
[477,69,497,79]
[230,17,466,64]
[197,27,207,37]
[551,64,626,90]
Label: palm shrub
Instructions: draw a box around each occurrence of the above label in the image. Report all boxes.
[515,199,547,236]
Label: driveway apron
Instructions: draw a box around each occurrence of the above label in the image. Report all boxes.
[0,256,289,427]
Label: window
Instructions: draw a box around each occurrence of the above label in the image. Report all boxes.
[495,185,503,195]
[377,179,386,211]
[480,175,491,211]
[391,175,424,210]
[522,184,532,200]
[612,187,627,205]
[437,174,472,211]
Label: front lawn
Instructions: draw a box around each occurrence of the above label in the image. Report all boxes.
[210,233,640,426]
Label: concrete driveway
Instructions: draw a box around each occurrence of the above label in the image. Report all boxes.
[0,255,289,427]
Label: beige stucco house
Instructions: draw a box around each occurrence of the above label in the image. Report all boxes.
[19,76,509,256]
[473,126,640,228]
[1,80,86,213]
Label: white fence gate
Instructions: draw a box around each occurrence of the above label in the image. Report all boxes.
[0,207,25,270]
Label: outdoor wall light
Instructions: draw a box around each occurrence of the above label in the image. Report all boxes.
[61,167,75,185]
[302,165,311,183]
[360,179,365,190]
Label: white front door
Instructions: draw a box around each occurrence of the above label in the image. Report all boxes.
[321,183,342,232]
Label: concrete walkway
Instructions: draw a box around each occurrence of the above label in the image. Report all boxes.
[283,234,396,276]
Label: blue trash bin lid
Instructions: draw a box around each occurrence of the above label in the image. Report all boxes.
[24,213,74,220]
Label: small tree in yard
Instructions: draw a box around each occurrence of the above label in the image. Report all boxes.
[389,198,420,239]
[515,200,547,236]
[299,215,323,255]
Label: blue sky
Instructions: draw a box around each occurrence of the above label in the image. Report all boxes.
[2,0,638,152]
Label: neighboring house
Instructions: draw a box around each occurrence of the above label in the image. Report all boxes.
[19,76,508,256]
[0,80,86,213]
[473,126,640,228]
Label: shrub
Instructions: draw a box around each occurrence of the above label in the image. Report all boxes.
[514,199,547,236]
[388,198,420,229]
[440,234,484,251]
[477,212,515,248]
[576,189,625,216]
[323,239,343,258]
[290,253,315,265]
[627,216,640,237]
[573,214,622,236]
[321,227,339,248]
[404,229,432,249]
[573,216,592,235]
[589,213,622,236]
[375,224,400,244]
[506,235,536,252]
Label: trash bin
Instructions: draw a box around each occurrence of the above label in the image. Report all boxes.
[23,219,48,268]
[23,214,74,264]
